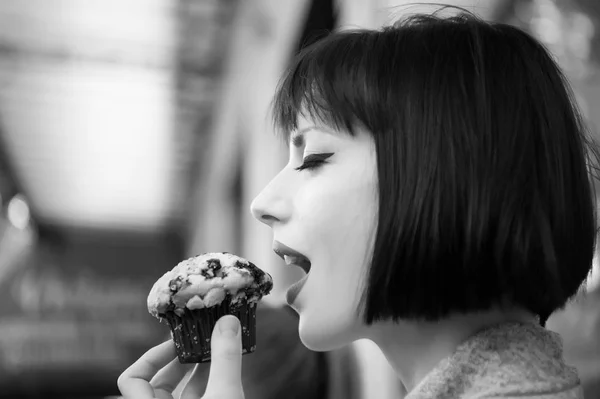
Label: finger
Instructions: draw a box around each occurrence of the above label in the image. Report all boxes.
[117,340,177,399]
[205,315,244,396]
[181,315,244,399]
[150,357,195,399]
[179,363,208,399]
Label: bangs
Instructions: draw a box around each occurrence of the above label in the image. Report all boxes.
[271,30,381,142]
[270,12,480,143]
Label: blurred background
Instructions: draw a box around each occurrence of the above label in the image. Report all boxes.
[0,0,598,398]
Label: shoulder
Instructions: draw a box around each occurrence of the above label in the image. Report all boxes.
[479,384,583,399]
[461,323,584,399]
[407,322,584,399]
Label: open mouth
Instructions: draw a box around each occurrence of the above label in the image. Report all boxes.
[273,241,312,274]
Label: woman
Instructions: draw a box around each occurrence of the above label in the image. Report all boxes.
[118,9,598,399]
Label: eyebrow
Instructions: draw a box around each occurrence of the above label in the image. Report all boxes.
[290,126,335,147]
[291,133,305,147]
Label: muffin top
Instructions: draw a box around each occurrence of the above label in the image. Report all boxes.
[147,252,273,318]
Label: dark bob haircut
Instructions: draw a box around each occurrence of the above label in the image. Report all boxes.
[271,10,600,327]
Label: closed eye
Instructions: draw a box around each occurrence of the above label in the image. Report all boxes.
[294,153,334,171]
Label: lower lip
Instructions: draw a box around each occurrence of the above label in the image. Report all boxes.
[286,273,309,305]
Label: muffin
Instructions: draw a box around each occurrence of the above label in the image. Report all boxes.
[147,252,273,363]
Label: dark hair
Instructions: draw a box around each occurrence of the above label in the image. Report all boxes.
[271,10,600,327]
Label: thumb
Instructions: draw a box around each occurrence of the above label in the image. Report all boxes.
[197,315,244,399]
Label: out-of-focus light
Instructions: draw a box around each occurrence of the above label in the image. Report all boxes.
[0,0,178,231]
[569,13,594,60]
[7,195,30,230]
[589,254,600,292]
[533,16,561,45]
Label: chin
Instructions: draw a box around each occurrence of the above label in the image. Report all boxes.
[297,311,358,352]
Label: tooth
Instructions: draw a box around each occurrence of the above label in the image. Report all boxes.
[284,255,299,265]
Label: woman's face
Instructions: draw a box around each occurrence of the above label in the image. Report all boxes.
[250,116,378,351]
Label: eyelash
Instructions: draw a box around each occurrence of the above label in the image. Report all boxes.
[294,153,334,171]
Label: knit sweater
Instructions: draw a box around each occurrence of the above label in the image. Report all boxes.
[406,322,584,399]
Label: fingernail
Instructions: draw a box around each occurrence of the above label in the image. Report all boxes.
[218,316,240,337]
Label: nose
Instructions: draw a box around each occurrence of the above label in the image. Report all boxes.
[250,175,288,227]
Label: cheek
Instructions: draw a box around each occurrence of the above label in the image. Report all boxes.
[300,170,377,240]
[295,176,377,350]
[300,169,378,284]
[305,176,378,280]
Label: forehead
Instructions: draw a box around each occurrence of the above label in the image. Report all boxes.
[290,115,344,143]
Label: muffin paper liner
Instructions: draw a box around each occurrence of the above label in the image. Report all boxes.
[164,301,257,363]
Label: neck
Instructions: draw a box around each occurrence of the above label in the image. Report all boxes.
[367,307,537,392]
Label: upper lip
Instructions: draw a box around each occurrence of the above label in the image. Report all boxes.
[272,240,312,274]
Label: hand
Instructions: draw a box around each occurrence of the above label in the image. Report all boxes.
[117,315,245,399]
